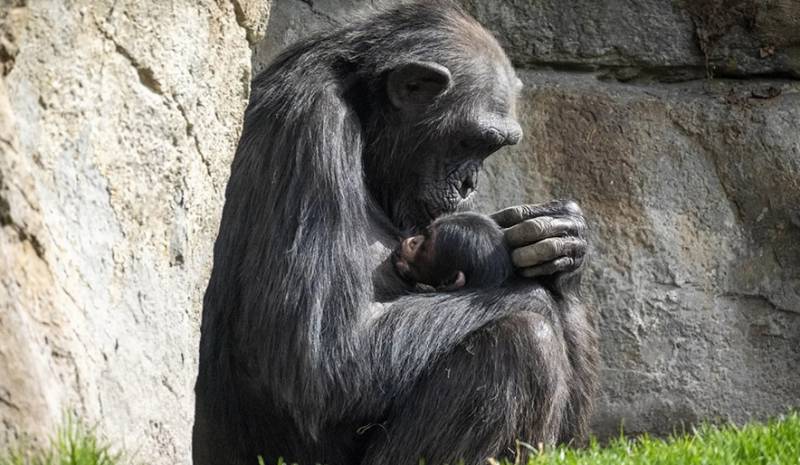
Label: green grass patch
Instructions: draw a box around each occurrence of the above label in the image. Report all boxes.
[508,412,800,465]
[4,413,798,465]
[0,418,122,465]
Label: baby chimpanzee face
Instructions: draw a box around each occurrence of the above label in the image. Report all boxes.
[392,212,512,290]
[392,225,452,288]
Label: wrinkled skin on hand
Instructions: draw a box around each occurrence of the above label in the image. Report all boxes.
[491,199,588,294]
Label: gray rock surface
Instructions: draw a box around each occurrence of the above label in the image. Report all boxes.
[255,0,800,81]
[476,72,800,437]
[255,0,800,440]
[463,0,703,77]
[463,0,800,80]
[0,1,269,463]
[683,0,800,79]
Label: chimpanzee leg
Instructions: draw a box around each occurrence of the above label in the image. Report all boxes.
[557,297,599,445]
[192,392,250,465]
[361,312,571,465]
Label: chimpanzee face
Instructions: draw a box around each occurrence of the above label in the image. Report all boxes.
[362,25,523,232]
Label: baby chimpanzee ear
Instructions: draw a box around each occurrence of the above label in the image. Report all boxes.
[437,271,466,291]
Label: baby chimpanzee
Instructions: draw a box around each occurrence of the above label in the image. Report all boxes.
[392,212,513,291]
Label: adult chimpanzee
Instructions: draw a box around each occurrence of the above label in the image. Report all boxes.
[193,2,598,465]
[392,212,512,291]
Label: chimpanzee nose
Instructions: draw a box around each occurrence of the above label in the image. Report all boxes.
[484,121,523,154]
[505,120,522,146]
[461,118,524,157]
[484,128,505,152]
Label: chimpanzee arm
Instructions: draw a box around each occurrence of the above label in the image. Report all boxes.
[364,282,556,388]
[358,283,578,464]
[488,199,598,445]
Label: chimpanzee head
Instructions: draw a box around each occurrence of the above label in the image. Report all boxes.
[348,2,523,231]
[392,212,512,289]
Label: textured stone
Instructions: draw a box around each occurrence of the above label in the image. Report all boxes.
[463,0,800,80]
[462,0,702,75]
[254,0,800,80]
[232,0,273,45]
[475,71,800,437]
[0,1,261,463]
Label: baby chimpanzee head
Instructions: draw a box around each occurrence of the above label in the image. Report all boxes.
[392,212,512,290]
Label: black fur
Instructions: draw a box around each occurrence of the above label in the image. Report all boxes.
[193,2,598,465]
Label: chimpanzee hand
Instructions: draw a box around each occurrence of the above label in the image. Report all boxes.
[491,200,588,293]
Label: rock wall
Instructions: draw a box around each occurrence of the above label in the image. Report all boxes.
[255,0,799,439]
[480,72,800,437]
[0,1,269,463]
[1,0,798,463]
[470,0,800,436]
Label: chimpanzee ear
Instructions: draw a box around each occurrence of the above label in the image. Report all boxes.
[437,271,466,291]
[387,61,452,109]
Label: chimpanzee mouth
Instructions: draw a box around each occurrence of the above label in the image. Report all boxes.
[419,162,481,225]
[455,167,479,200]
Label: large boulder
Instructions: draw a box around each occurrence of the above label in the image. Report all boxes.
[0,1,269,463]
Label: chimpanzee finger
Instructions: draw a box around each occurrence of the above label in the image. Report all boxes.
[519,255,583,278]
[505,216,579,247]
[511,237,586,269]
[491,200,583,228]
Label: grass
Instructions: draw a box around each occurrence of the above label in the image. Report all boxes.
[504,412,800,465]
[3,413,798,465]
[0,418,121,465]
